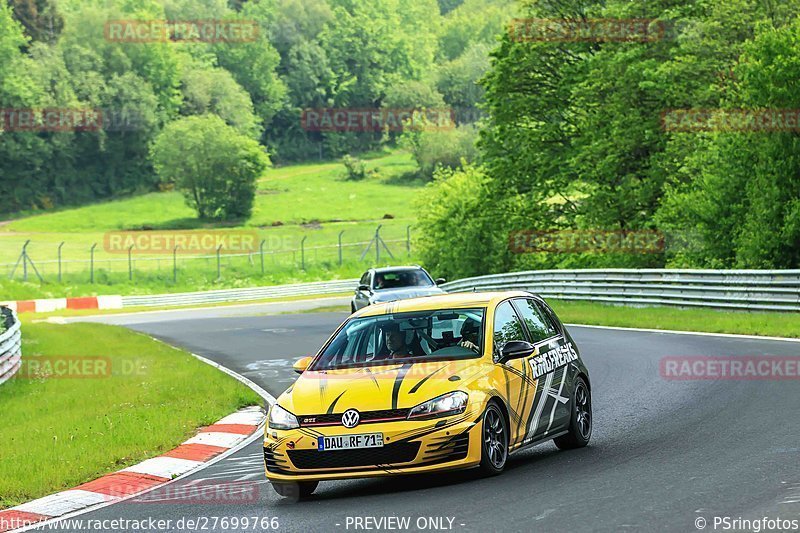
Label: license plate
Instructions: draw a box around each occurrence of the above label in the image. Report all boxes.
[318,433,384,451]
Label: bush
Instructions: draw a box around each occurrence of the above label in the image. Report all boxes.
[401,123,478,179]
[341,155,368,181]
[414,165,512,279]
[151,115,270,221]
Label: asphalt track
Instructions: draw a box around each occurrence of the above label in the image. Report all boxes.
[43,305,800,533]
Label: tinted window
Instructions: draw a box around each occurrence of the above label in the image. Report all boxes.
[359,272,370,286]
[492,301,526,358]
[514,299,558,343]
[312,308,485,370]
[372,269,433,290]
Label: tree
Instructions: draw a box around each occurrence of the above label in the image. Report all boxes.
[657,19,800,268]
[414,165,514,279]
[180,59,262,139]
[151,115,270,220]
[8,0,63,45]
[401,123,478,179]
[214,0,288,136]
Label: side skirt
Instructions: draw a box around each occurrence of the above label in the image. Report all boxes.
[508,430,568,456]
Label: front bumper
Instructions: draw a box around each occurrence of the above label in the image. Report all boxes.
[263,412,481,482]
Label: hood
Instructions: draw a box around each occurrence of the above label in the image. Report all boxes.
[370,286,444,303]
[279,359,487,416]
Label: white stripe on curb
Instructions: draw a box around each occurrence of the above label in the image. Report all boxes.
[14,491,112,517]
[121,457,204,479]
[34,299,67,314]
[6,339,277,533]
[96,295,123,310]
[185,432,249,449]
[216,406,265,426]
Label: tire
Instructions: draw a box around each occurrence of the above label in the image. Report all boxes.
[554,376,592,450]
[271,480,319,500]
[350,302,357,313]
[478,402,508,476]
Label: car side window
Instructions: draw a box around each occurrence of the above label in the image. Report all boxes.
[514,299,558,343]
[492,301,526,359]
[359,272,370,286]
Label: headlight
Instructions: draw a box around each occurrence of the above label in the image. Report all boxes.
[268,404,299,430]
[408,391,468,420]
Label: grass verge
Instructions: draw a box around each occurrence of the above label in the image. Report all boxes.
[0,150,422,300]
[550,301,800,339]
[0,322,261,509]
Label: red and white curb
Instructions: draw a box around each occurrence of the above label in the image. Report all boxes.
[0,347,276,533]
[0,406,265,532]
[0,296,122,314]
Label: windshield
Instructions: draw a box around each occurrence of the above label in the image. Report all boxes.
[312,308,485,370]
[372,270,433,290]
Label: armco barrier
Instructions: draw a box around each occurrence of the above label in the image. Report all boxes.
[121,279,359,308]
[439,269,800,312]
[0,306,22,385]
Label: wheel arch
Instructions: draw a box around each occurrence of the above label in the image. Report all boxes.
[487,395,511,441]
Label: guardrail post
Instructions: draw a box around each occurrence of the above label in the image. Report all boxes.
[338,230,345,266]
[128,245,134,281]
[216,245,223,280]
[57,242,64,282]
[260,239,266,275]
[89,243,97,283]
[301,236,308,271]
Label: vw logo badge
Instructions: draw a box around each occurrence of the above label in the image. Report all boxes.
[341,409,360,428]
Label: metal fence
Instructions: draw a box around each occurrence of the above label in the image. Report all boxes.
[0,306,22,385]
[2,224,413,285]
[121,279,359,308]
[440,269,800,312]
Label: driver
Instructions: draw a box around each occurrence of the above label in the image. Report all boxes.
[458,318,481,353]
[382,323,412,359]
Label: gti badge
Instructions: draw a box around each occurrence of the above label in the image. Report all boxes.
[341,409,360,428]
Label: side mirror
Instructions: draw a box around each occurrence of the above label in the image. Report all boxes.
[357,284,371,292]
[293,356,313,374]
[498,340,536,364]
[435,278,447,285]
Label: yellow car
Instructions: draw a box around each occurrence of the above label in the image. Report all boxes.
[264,291,592,498]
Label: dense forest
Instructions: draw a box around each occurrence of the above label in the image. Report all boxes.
[2,0,800,275]
[0,0,510,213]
[417,0,800,275]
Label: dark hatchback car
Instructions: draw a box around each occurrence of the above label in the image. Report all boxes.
[351,266,446,312]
